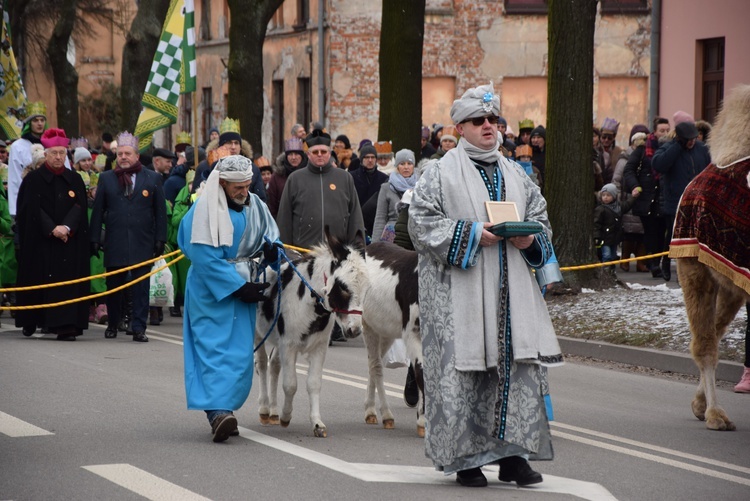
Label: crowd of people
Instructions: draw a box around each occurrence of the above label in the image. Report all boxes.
[2,85,747,473]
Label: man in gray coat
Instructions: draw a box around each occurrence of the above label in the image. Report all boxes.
[90,132,168,342]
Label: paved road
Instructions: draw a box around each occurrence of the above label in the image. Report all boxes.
[1,315,749,500]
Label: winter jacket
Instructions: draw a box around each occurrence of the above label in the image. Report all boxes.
[593,196,636,247]
[623,142,659,217]
[372,183,402,242]
[651,139,710,216]
[267,155,307,218]
[612,146,643,235]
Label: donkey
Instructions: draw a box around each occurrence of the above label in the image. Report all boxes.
[361,242,425,437]
[671,84,750,431]
[254,229,368,437]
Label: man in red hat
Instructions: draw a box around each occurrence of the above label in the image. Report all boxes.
[15,128,90,340]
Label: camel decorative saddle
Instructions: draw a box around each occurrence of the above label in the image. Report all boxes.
[670,157,750,294]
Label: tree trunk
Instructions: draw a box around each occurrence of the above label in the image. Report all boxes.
[378,0,425,155]
[120,0,171,132]
[226,0,283,156]
[45,0,78,134]
[546,0,601,288]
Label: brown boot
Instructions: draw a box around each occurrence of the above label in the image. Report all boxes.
[636,242,649,272]
[619,240,632,272]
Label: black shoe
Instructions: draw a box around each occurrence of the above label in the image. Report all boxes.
[149,308,161,326]
[456,467,487,487]
[650,265,663,278]
[56,334,76,341]
[118,316,131,332]
[105,327,118,339]
[157,307,163,322]
[169,306,182,317]
[404,365,419,408]
[211,414,237,443]
[22,325,36,337]
[131,331,149,342]
[661,258,671,282]
[498,456,543,486]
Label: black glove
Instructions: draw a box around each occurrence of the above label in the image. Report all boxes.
[153,241,165,257]
[90,242,101,257]
[263,241,283,263]
[232,282,270,303]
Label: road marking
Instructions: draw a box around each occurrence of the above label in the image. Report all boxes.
[551,422,750,476]
[0,411,54,437]
[82,464,211,501]
[552,430,750,487]
[240,427,616,500]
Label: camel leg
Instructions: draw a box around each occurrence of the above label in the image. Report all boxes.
[704,287,745,430]
[679,259,716,423]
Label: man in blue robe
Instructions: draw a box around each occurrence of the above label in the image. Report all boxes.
[178,155,282,442]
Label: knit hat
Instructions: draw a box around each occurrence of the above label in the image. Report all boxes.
[40,128,69,149]
[673,110,694,126]
[335,135,351,149]
[497,116,508,126]
[600,183,618,198]
[73,147,92,165]
[185,146,206,165]
[421,126,430,139]
[601,117,620,134]
[450,82,501,124]
[208,127,219,137]
[628,124,650,145]
[530,125,546,139]
[518,118,535,132]
[675,121,699,140]
[359,144,377,159]
[358,139,372,151]
[394,149,415,166]
[285,137,304,154]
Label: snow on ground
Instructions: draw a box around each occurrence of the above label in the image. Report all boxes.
[547,281,747,363]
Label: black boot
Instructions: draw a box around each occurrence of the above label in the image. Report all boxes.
[119,288,133,332]
[456,467,487,487]
[498,456,543,486]
[661,257,671,282]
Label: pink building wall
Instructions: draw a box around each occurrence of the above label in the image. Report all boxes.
[660,0,750,122]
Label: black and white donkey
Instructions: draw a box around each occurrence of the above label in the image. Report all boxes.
[254,229,368,438]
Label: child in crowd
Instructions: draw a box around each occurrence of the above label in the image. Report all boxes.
[515,144,540,186]
[594,183,638,264]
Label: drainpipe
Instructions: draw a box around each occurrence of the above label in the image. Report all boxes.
[317,0,326,126]
[648,0,661,127]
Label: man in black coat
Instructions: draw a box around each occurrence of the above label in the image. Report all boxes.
[90,132,168,342]
[15,128,90,340]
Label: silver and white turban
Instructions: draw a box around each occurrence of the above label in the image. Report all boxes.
[450,81,501,124]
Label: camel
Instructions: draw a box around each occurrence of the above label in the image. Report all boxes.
[670,84,750,431]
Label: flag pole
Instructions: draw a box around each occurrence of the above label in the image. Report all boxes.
[192,91,199,170]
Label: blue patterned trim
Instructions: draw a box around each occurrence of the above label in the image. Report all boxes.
[461,222,481,269]
[448,220,475,268]
[498,307,513,440]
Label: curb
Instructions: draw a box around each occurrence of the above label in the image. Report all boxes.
[558,336,743,383]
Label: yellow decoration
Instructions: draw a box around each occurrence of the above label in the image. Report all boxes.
[26,101,47,119]
[176,131,192,145]
[219,117,240,135]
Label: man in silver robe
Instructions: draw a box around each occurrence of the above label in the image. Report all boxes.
[408,82,563,488]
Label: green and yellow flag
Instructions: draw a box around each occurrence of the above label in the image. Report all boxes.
[0,1,27,140]
[134,0,196,152]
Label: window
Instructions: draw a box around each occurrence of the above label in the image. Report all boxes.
[271,5,283,30]
[701,37,724,124]
[202,87,213,142]
[504,0,547,15]
[273,80,285,156]
[297,78,311,135]
[200,0,211,40]
[600,0,649,15]
[295,0,309,28]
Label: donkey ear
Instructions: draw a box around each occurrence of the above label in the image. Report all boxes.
[352,229,366,258]
[324,225,348,262]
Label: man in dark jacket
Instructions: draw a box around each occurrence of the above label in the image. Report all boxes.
[350,144,387,239]
[15,128,90,340]
[90,132,168,342]
[652,121,710,280]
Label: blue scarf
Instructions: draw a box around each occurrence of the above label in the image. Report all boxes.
[389,171,418,195]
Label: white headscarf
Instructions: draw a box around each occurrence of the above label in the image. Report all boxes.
[450,81,501,124]
[190,155,254,247]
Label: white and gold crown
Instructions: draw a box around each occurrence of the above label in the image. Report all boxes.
[116,131,139,150]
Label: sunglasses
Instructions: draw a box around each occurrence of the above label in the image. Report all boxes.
[461,115,499,126]
[601,134,615,140]
[309,149,330,156]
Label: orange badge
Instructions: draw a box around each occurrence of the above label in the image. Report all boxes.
[142,189,149,197]
[329,183,337,191]
[68,190,75,198]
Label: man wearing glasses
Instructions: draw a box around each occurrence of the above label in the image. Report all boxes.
[408,82,563,488]
[276,128,364,249]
